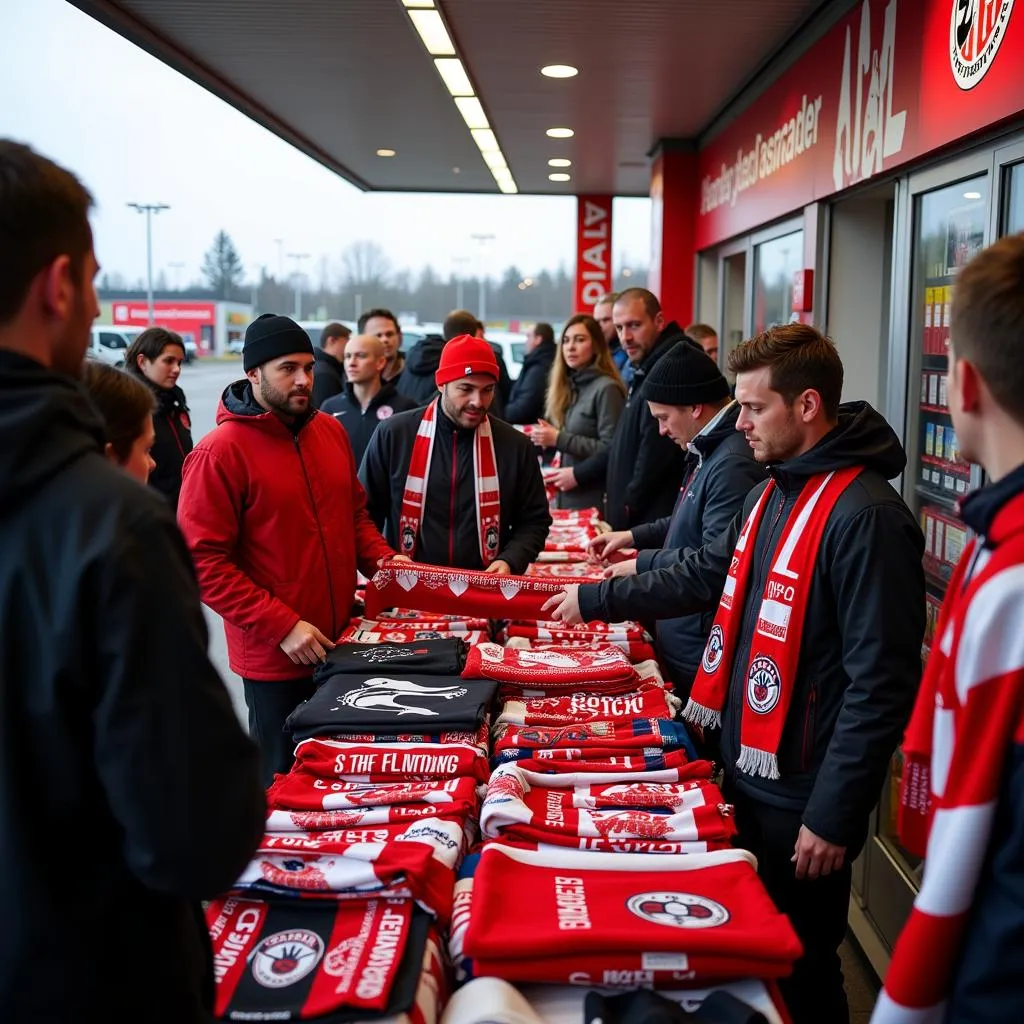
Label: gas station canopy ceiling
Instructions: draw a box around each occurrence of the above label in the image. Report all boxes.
[68,0,831,196]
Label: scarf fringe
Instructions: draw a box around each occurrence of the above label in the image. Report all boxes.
[682,699,721,730]
[736,745,781,781]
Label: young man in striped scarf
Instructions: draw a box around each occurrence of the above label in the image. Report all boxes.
[874,235,1024,1022]
[546,324,925,1023]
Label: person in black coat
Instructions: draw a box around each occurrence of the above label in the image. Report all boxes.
[321,334,417,465]
[0,138,264,1024]
[547,325,925,1024]
[504,321,556,424]
[310,321,351,408]
[602,288,689,529]
[360,334,551,574]
[124,326,194,511]
[589,339,764,697]
[396,332,445,406]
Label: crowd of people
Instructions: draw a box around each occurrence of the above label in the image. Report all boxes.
[3,137,1024,1024]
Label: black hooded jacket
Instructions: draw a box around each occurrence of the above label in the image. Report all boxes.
[311,347,347,409]
[396,334,445,406]
[579,402,925,848]
[0,352,265,1021]
[630,403,765,694]
[602,323,690,529]
[504,339,556,424]
[359,400,551,573]
[321,380,418,466]
[145,379,193,512]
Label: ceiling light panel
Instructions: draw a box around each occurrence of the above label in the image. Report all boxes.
[409,9,454,55]
[546,127,574,139]
[548,158,571,167]
[401,1,516,195]
[434,57,473,96]
[549,172,571,182]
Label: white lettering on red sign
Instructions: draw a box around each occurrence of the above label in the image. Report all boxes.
[832,0,907,191]
[700,93,823,215]
[579,201,610,307]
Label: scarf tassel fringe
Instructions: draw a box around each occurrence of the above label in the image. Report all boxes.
[682,700,721,730]
[737,745,781,781]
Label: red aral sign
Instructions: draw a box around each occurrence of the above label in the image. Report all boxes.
[574,196,613,311]
[696,0,1024,249]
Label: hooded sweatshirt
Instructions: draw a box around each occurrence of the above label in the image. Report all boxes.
[396,334,445,406]
[178,380,394,680]
[0,351,264,1022]
[579,402,925,849]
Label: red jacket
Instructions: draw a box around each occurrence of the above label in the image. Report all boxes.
[178,381,393,680]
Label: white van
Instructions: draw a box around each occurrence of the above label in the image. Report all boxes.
[88,326,133,366]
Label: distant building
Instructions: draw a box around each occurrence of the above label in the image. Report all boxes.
[98,297,253,355]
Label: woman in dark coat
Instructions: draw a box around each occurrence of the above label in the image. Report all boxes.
[124,327,193,510]
[531,314,626,511]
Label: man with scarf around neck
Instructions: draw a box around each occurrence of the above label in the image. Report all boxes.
[359,334,551,575]
[545,324,925,1024]
[178,313,406,786]
[874,235,1024,1024]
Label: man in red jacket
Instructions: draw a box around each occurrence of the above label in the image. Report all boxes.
[179,313,404,785]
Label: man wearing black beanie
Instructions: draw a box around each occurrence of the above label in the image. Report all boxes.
[584,339,765,697]
[179,313,405,784]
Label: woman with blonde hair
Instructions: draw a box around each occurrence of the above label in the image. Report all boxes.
[531,314,626,511]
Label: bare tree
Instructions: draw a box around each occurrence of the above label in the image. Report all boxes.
[339,240,392,291]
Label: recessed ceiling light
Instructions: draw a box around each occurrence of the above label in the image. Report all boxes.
[401,0,434,7]
[548,158,572,168]
[541,64,578,78]
[549,172,571,182]
[376,148,396,157]
[963,191,982,200]
[546,127,574,139]
[408,8,454,55]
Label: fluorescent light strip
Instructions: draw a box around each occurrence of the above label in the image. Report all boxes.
[403,3,516,194]
[434,57,473,96]
[409,9,454,55]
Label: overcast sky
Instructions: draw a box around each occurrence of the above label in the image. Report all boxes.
[1,0,652,290]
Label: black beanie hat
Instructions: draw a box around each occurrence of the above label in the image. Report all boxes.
[242,313,314,371]
[641,338,730,407]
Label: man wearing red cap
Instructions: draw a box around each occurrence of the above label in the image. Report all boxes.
[360,334,551,573]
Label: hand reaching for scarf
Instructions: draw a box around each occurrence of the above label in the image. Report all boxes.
[588,529,634,564]
[547,467,577,492]
[484,559,512,575]
[603,558,637,579]
[542,584,583,624]
[792,825,846,880]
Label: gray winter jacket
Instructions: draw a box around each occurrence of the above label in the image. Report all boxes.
[553,367,626,511]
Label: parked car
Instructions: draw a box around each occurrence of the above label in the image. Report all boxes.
[484,330,528,380]
[227,338,245,356]
[88,326,133,366]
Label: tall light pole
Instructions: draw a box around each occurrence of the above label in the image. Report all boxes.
[287,252,311,320]
[452,255,470,310]
[470,233,495,326]
[127,202,170,324]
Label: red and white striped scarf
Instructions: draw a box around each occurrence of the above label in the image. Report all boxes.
[873,491,1024,1023]
[399,398,501,567]
[684,468,862,780]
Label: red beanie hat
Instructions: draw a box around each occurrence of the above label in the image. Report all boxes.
[435,334,500,386]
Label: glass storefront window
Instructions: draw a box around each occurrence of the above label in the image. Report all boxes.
[883,174,989,885]
[1005,162,1024,234]
[753,231,803,334]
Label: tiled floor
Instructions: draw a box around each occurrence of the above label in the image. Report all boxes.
[842,937,881,1022]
